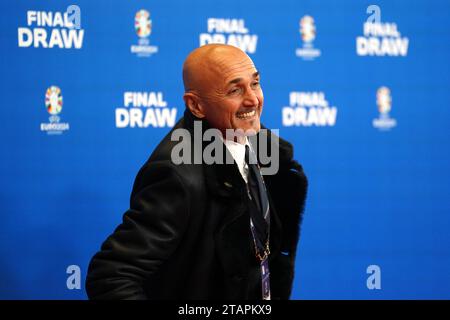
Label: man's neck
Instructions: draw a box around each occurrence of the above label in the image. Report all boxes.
[221,132,248,145]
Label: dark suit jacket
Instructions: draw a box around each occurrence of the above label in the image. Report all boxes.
[86,109,308,300]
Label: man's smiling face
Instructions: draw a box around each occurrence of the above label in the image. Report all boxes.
[183,45,264,138]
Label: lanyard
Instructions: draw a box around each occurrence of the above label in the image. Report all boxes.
[247,176,271,300]
[249,218,271,300]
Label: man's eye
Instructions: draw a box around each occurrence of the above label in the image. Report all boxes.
[229,88,241,95]
[252,81,260,88]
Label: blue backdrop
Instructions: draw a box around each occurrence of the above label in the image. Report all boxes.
[1,0,449,299]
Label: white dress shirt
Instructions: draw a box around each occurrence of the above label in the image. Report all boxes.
[220,136,250,184]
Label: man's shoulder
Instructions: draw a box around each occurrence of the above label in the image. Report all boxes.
[147,117,187,163]
[257,126,296,169]
[133,116,205,194]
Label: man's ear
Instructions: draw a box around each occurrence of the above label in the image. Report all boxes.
[183,92,206,118]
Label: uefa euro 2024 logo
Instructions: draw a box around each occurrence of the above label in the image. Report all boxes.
[135,9,151,38]
[45,86,62,116]
[131,9,158,57]
[296,15,321,60]
[41,86,69,134]
[376,87,391,115]
[300,15,316,43]
[373,86,397,131]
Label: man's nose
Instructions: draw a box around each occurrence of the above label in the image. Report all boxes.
[243,87,259,107]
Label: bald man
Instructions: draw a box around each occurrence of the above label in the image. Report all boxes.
[86,44,308,300]
[182,44,262,140]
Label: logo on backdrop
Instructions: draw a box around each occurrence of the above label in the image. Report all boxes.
[115,91,177,128]
[135,9,151,37]
[282,91,337,127]
[295,15,321,60]
[373,86,397,131]
[131,9,158,57]
[18,6,84,49]
[199,18,258,54]
[40,86,70,134]
[356,5,409,56]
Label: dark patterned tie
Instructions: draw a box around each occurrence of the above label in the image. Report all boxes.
[245,145,270,249]
[245,144,271,300]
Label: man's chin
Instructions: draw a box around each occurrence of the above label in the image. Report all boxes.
[233,119,261,134]
[223,123,260,141]
[245,126,260,136]
[238,123,261,136]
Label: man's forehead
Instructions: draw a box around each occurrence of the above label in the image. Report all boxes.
[209,57,258,82]
[183,44,259,92]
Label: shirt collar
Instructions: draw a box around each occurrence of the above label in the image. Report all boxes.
[220,136,250,183]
